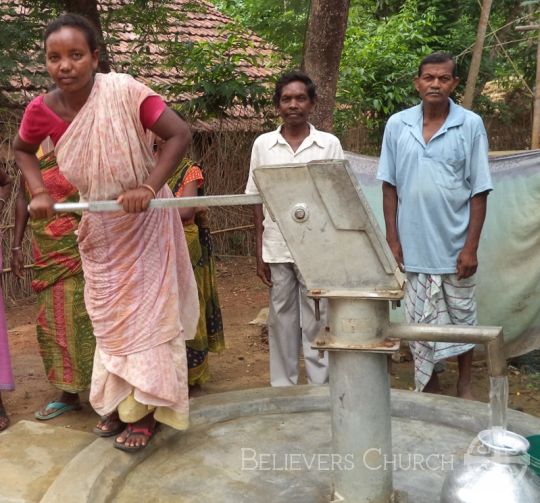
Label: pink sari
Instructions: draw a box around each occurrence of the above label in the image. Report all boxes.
[56,73,198,429]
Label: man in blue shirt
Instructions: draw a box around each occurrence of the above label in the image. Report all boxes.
[377,52,493,399]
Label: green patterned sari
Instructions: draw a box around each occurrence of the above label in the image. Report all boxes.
[168,160,225,385]
[30,152,95,393]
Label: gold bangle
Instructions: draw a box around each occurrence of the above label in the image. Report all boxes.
[140,183,157,198]
[31,187,49,197]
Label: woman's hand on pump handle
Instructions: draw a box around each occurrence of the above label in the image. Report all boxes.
[28,191,55,220]
[116,185,155,213]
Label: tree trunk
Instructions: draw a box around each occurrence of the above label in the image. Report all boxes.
[62,0,111,72]
[462,0,493,109]
[301,0,350,131]
[531,25,540,149]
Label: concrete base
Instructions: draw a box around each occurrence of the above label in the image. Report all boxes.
[0,421,95,503]
[1,387,540,503]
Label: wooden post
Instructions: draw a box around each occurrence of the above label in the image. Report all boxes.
[462,0,493,109]
[532,27,540,149]
[516,24,540,149]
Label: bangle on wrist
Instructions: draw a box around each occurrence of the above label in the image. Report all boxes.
[140,183,157,199]
[31,187,49,198]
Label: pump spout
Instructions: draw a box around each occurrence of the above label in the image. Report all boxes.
[386,324,506,378]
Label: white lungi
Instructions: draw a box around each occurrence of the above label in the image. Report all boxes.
[406,273,476,391]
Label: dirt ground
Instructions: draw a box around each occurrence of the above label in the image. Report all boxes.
[2,256,540,434]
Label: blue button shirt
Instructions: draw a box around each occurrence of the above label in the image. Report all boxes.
[377,99,493,274]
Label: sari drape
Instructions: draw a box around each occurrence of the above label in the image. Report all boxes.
[56,73,198,429]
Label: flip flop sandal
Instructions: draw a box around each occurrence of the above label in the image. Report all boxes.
[34,401,82,420]
[93,415,126,437]
[113,422,158,453]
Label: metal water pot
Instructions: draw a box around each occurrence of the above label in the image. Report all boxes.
[441,429,540,503]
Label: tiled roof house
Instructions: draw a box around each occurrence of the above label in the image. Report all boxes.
[0,0,281,131]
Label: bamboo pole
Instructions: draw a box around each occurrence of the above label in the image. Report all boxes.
[516,22,540,148]
[462,0,493,110]
[532,24,540,148]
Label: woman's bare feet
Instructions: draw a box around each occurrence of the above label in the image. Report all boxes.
[114,413,157,452]
[114,427,130,446]
[34,391,81,420]
[94,410,125,437]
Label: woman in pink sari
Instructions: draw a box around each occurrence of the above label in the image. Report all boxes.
[13,14,198,452]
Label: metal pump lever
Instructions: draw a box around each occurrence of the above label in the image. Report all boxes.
[50,194,263,213]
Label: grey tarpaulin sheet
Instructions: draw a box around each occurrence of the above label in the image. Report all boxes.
[345,150,540,358]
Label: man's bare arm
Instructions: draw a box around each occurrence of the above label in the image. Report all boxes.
[382,181,403,270]
[457,191,488,280]
[253,204,272,287]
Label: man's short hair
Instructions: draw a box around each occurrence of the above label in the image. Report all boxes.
[273,70,317,107]
[418,52,457,77]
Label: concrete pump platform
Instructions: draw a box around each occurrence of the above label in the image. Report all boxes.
[1,387,540,503]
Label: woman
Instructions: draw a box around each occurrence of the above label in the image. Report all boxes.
[168,160,224,390]
[0,168,13,432]
[13,14,198,452]
[12,147,96,423]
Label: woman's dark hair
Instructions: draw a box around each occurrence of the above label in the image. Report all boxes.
[418,51,457,77]
[44,14,98,53]
[273,70,317,107]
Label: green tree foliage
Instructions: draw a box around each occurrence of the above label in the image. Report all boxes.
[335,0,537,140]
[0,0,278,118]
[486,0,538,85]
[336,0,481,134]
[336,0,446,136]
[215,0,536,143]
[100,1,278,118]
[213,0,308,66]
[1,0,537,135]
[160,25,277,118]
[0,3,50,100]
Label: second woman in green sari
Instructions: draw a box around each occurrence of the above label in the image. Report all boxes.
[168,159,224,389]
